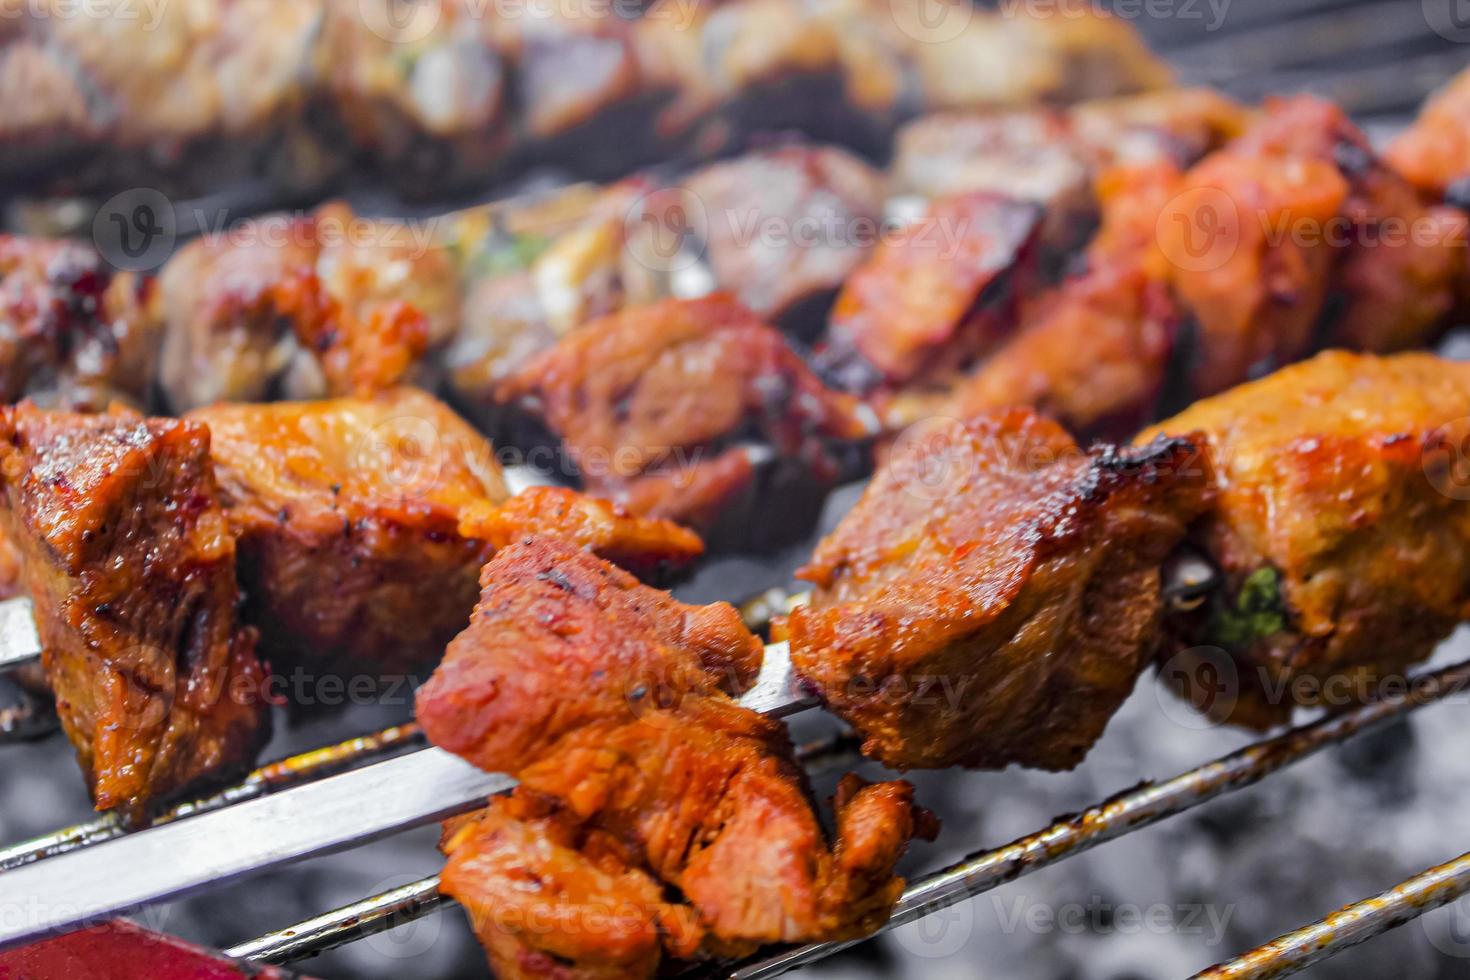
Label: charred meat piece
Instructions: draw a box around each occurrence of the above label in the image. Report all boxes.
[1154,97,1350,397]
[679,146,886,327]
[787,409,1213,771]
[421,536,932,974]
[886,161,1184,440]
[155,203,461,411]
[820,192,1042,390]
[496,294,868,530]
[1387,67,1470,201]
[1141,351,1470,729]
[192,388,511,678]
[0,235,157,409]
[0,404,270,822]
[192,390,699,678]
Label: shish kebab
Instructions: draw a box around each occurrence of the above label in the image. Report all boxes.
[2,63,1470,980]
[0,68,1467,823]
[3,343,1470,976]
[6,67,1466,545]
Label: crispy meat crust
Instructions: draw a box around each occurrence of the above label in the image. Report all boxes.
[497,294,865,528]
[0,403,269,822]
[1387,67,1470,200]
[194,391,700,678]
[191,388,511,677]
[421,537,932,975]
[901,162,1183,440]
[155,203,460,411]
[456,486,703,580]
[1141,351,1470,728]
[823,192,1041,389]
[0,235,156,409]
[788,409,1212,770]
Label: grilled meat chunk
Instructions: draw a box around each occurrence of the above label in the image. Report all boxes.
[1387,67,1470,200]
[679,146,886,326]
[787,409,1212,770]
[1154,97,1349,397]
[497,294,868,531]
[1141,351,1470,729]
[890,89,1245,211]
[0,235,157,409]
[891,161,1183,439]
[0,404,269,822]
[421,536,932,975]
[192,390,698,678]
[155,203,460,411]
[1224,94,1467,355]
[821,192,1042,390]
[190,388,510,678]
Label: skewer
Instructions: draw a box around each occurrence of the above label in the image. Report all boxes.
[1193,850,1470,979]
[0,723,425,871]
[0,642,813,951]
[226,732,863,964]
[221,655,1470,972]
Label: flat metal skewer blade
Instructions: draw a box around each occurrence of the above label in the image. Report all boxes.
[0,748,507,952]
[0,597,41,670]
[0,641,809,951]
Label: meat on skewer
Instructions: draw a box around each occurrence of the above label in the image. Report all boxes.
[0,235,157,411]
[881,94,1469,442]
[1386,66,1470,202]
[1142,350,1470,729]
[419,536,935,978]
[191,387,703,679]
[783,408,1212,770]
[495,294,870,535]
[0,0,1168,198]
[0,403,271,823]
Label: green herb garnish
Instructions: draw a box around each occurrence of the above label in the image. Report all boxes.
[1206,566,1289,652]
